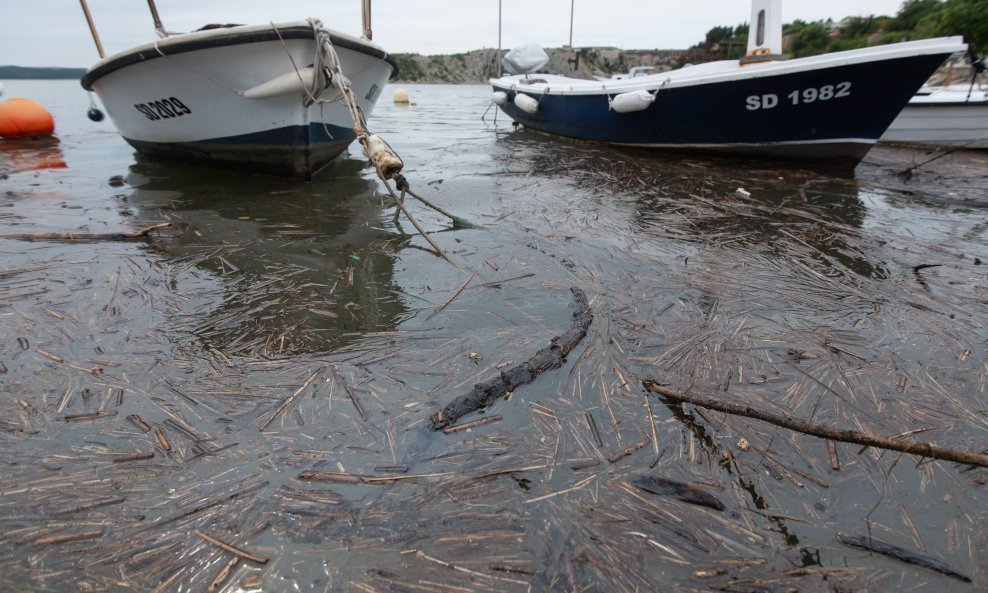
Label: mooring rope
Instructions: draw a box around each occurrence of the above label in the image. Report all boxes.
[302,19,479,265]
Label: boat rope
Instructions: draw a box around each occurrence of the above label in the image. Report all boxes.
[150,36,245,96]
[897,129,988,179]
[308,19,477,264]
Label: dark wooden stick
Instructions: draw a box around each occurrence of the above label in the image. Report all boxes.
[0,222,171,242]
[585,411,603,448]
[431,288,593,430]
[643,380,988,468]
[837,534,970,582]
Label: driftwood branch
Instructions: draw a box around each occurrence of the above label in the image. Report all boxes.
[837,534,971,582]
[430,288,593,430]
[0,222,171,242]
[643,380,988,468]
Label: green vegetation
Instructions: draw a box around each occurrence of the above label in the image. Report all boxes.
[696,0,988,59]
[393,54,424,82]
[0,66,86,79]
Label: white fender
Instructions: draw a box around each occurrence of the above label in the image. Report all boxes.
[514,93,540,114]
[492,91,508,106]
[242,67,318,99]
[609,90,655,113]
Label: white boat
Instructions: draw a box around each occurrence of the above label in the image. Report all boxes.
[78,2,397,179]
[597,66,658,81]
[881,82,988,148]
[490,0,967,168]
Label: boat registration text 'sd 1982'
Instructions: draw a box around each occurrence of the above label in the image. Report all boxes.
[746,82,851,110]
[134,98,192,121]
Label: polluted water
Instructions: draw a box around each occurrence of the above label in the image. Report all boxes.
[1,79,987,592]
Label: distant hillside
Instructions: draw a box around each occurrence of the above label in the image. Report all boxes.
[0,66,86,79]
[391,47,691,84]
[392,0,984,84]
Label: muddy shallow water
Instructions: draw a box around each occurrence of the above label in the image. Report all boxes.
[1,80,986,592]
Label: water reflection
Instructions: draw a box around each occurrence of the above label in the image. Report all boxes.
[124,156,408,355]
[0,136,67,173]
[493,130,887,281]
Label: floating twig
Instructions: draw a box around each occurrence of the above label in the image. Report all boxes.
[64,410,118,422]
[608,438,650,464]
[260,370,320,431]
[585,411,603,448]
[331,366,367,421]
[441,414,503,434]
[51,495,126,516]
[194,529,268,564]
[113,451,155,463]
[0,222,171,242]
[208,557,240,593]
[643,380,988,468]
[34,528,104,546]
[127,414,152,433]
[426,272,475,321]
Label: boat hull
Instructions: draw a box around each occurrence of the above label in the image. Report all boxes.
[881,86,988,148]
[491,38,965,167]
[82,22,397,178]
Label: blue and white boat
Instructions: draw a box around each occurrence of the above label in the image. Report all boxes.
[79,1,397,179]
[490,0,966,167]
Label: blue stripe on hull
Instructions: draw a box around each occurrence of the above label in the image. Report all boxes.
[125,123,357,179]
[496,53,951,166]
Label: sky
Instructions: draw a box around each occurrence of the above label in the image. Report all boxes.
[1,1,907,68]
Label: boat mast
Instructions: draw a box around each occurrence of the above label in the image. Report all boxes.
[568,0,577,72]
[78,0,105,59]
[498,0,502,76]
[146,0,167,37]
[362,0,372,40]
[568,0,574,48]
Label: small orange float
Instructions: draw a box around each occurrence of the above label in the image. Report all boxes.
[0,98,56,139]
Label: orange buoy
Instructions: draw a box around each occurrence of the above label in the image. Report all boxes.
[0,98,56,139]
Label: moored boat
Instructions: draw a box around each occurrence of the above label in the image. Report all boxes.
[490,0,967,168]
[78,2,397,179]
[881,83,988,149]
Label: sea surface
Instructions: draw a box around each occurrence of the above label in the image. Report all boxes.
[1,79,987,592]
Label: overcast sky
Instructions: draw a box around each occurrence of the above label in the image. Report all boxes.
[2,1,906,68]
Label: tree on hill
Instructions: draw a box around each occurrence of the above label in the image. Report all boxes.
[935,0,988,55]
[700,0,985,60]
